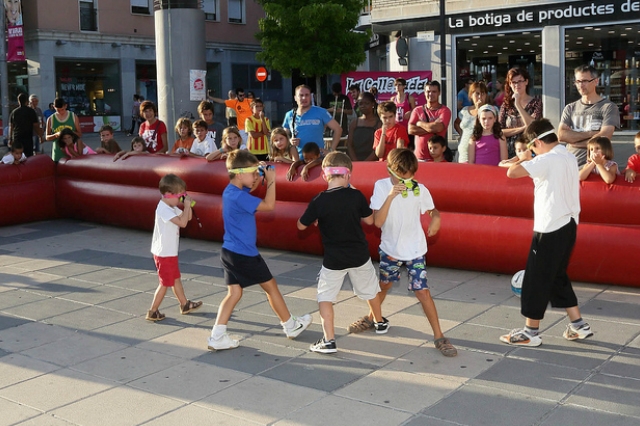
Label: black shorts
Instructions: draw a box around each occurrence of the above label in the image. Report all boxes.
[521,219,578,320]
[221,247,273,288]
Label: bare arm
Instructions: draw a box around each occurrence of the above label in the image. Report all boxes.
[327,119,343,151]
[361,213,374,226]
[468,139,476,164]
[256,170,276,211]
[373,182,405,228]
[426,208,441,237]
[499,136,508,161]
[169,198,193,228]
[579,161,596,181]
[506,160,530,179]
[346,119,358,160]
[558,122,595,146]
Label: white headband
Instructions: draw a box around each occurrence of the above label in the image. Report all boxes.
[534,130,555,140]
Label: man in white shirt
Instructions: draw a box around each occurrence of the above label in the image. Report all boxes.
[500,118,593,347]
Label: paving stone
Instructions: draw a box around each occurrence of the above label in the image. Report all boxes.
[107,272,162,292]
[37,262,107,278]
[22,332,129,367]
[0,289,48,310]
[149,404,262,425]
[435,273,516,305]
[0,321,78,353]
[0,397,42,425]
[400,298,489,323]
[12,414,78,426]
[136,326,212,360]
[3,298,86,322]
[444,323,517,355]
[60,284,140,305]
[0,353,60,389]
[98,292,159,317]
[44,305,133,331]
[90,317,183,346]
[565,373,640,417]
[540,404,640,426]
[579,299,640,324]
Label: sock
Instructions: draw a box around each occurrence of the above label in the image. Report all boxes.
[212,325,227,339]
[282,315,295,330]
[525,326,539,336]
[571,318,586,328]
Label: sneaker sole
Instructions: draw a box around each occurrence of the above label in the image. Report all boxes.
[181,304,202,315]
[499,334,542,347]
[375,325,390,334]
[564,331,594,341]
[207,344,239,351]
[145,316,164,322]
[310,347,337,354]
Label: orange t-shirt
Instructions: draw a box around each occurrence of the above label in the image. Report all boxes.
[170,136,195,154]
[225,99,252,131]
[373,124,408,161]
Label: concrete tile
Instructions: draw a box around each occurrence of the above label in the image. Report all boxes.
[0,321,78,352]
[12,414,78,426]
[9,258,70,272]
[566,374,640,417]
[60,285,140,305]
[270,252,324,265]
[423,383,557,426]
[72,346,183,383]
[37,262,107,278]
[444,323,516,355]
[176,280,226,299]
[0,368,116,411]
[193,337,305,375]
[242,295,319,319]
[264,258,309,276]
[540,404,640,426]
[427,267,484,283]
[261,352,376,393]
[0,353,60,389]
[52,385,183,426]
[198,310,280,336]
[149,404,262,426]
[128,360,251,403]
[22,333,129,367]
[274,394,412,426]
[197,376,325,424]
[0,289,47,310]
[71,268,148,284]
[0,397,42,425]
[98,292,158,317]
[600,347,640,380]
[544,317,638,348]
[0,314,31,331]
[107,272,161,292]
[198,287,272,312]
[91,317,183,346]
[177,248,217,263]
[136,326,211,359]
[3,298,86,321]
[19,278,102,298]
[471,357,589,401]
[401,298,490,323]
[469,304,565,330]
[435,273,514,305]
[44,306,133,331]
[579,299,640,324]
[595,286,640,304]
[336,369,464,413]
[509,336,616,371]
[178,263,224,280]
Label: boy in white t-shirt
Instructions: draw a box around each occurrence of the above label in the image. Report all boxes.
[190,119,217,157]
[2,142,27,164]
[348,148,457,357]
[147,174,203,321]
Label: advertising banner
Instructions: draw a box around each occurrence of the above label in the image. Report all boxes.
[189,69,207,101]
[6,0,25,62]
[342,71,433,107]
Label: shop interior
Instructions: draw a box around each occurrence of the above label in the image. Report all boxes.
[56,61,121,117]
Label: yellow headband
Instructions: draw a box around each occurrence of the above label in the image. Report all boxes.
[228,166,259,174]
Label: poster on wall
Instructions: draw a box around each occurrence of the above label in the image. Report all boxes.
[6,0,25,62]
[189,69,207,101]
[342,71,432,107]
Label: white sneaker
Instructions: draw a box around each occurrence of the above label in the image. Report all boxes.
[284,314,312,339]
[207,333,239,351]
[563,323,594,341]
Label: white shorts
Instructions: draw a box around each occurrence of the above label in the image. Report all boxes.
[317,259,380,303]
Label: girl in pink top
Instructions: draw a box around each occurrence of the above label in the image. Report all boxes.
[579,136,619,184]
[468,104,507,166]
[57,128,96,158]
[391,78,416,131]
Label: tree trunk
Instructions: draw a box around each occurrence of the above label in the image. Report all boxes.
[315,75,322,106]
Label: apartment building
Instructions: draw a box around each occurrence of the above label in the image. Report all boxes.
[14,0,288,132]
[369,0,640,131]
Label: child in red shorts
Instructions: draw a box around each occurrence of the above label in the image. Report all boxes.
[146,174,203,321]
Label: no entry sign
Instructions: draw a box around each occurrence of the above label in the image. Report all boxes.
[256,67,268,82]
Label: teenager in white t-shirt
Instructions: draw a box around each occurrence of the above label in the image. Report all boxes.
[501,118,592,347]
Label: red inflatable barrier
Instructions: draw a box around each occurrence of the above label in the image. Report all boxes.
[11,153,637,288]
[0,155,57,226]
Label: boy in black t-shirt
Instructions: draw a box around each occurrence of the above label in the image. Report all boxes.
[297,152,386,354]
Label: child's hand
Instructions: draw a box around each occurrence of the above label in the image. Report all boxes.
[183,195,194,206]
[591,152,605,165]
[291,137,300,147]
[286,165,297,181]
[427,221,440,237]
[625,168,637,183]
[301,165,311,181]
[260,162,276,182]
[388,182,406,198]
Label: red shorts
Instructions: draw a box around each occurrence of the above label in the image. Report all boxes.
[153,255,181,287]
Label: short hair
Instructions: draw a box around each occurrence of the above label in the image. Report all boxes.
[17,93,28,106]
[28,94,38,101]
[175,117,193,135]
[235,88,245,95]
[387,148,418,175]
[295,84,311,95]
[250,98,264,108]
[523,119,558,145]
[428,135,446,147]
[574,65,598,79]
[159,174,186,195]
[331,82,342,94]
[226,149,259,179]
[10,141,23,152]
[348,84,360,92]
[302,142,320,156]
[99,125,114,134]
[139,100,157,116]
[427,80,441,91]
[587,136,614,160]
[394,78,407,86]
[197,100,214,115]
[192,119,208,130]
[322,152,352,180]
[54,98,66,108]
[377,101,397,116]
[131,136,146,150]
[469,81,488,96]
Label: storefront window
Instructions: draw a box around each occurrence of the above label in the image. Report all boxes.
[56,60,121,116]
[135,62,157,105]
[456,31,543,107]
[565,23,640,131]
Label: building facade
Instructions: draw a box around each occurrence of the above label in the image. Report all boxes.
[369,0,640,133]
[13,0,290,133]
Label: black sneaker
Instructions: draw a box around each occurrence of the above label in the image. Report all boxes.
[310,337,337,354]
[374,317,390,334]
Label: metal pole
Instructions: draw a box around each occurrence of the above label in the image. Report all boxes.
[0,2,10,133]
[439,0,447,107]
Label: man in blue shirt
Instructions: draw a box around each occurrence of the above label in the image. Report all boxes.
[283,85,342,156]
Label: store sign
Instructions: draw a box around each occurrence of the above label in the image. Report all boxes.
[189,69,207,101]
[5,0,25,62]
[446,0,640,33]
[341,71,433,106]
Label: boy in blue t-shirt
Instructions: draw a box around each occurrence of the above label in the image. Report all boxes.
[298,152,386,354]
[207,150,312,351]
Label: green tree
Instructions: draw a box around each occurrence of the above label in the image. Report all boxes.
[256,0,369,99]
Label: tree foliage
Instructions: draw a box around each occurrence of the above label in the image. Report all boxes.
[255,0,370,78]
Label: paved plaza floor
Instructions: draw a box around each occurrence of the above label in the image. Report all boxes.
[0,220,639,426]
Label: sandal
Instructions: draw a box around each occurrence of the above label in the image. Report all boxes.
[146,309,165,322]
[434,337,457,357]
[180,300,203,315]
[348,316,375,333]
